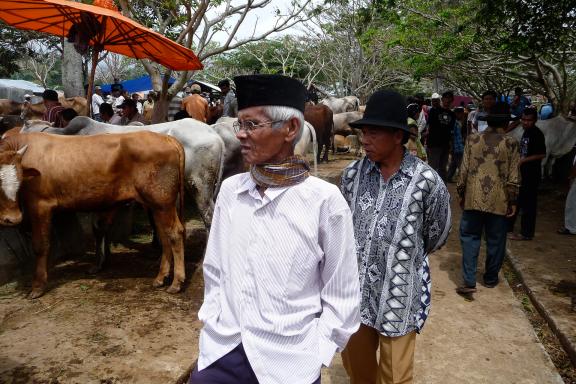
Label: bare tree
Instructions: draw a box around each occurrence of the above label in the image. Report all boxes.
[21,41,59,89]
[117,0,315,122]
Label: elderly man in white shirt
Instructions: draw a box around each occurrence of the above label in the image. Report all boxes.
[190,74,361,384]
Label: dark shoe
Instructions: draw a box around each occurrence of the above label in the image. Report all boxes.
[557,228,576,235]
[456,286,477,295]
[483,281,498,288]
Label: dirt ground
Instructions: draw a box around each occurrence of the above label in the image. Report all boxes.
[1,152,574,383]
[0,154,358,384]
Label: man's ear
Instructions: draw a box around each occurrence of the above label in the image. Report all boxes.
[22,168,40,180]
[285,117,300,143]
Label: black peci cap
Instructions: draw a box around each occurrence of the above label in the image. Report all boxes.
[234,74,306,114]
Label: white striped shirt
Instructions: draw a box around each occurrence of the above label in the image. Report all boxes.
[198,173,361,384]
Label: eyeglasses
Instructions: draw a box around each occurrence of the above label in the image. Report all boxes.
[232,120,284,134]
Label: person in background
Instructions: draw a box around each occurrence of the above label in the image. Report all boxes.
[466,103,477,136]
[508,108,546,241]
[41,89,65,128]
[182,83,209,122]
[132,93,143,114]
[473,90,497,133]
[168,92,183,121]
[99,103,121,125]
[92,85,104,121]
[426,91,455,181]
[143,92,155,124]
[558,151,576,235]
[191,74,360,384]
[119,99,145,125]
[446,106,466,183]
[539,100,554,120]
[111,87,125,114]
[341,89,451,384]
[219,78,238,117]
[456,102,520,295]
[61,108,78,127]
[20,94,33,120]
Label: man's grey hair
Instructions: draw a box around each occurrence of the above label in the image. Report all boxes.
[262,105,304,147]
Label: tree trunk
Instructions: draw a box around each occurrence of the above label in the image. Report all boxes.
[62,41,85,97]
[151,94,171,124]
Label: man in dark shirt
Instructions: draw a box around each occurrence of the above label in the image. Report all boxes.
[426,91,455,181]
[508,108,546,240]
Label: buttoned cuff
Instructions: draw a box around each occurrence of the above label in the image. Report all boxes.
[319,337,339,367]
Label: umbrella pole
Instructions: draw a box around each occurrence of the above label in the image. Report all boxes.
[86,47,100,118]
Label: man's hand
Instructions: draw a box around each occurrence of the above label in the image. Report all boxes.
[506,205,517,218]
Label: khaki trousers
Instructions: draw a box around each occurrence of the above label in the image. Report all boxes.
[342,324,416,384]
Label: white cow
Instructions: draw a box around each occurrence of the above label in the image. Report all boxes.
[320,96,360,114]
[508,115,576,177]
[212,117,318,178]
[19,117,225,228]
[333,111,363,137]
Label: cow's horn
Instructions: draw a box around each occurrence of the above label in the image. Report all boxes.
[16,145,28,156]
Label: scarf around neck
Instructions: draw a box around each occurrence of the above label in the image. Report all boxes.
[250,155,311,188]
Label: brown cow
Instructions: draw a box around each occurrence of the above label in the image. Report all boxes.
[304,104,334,163]
[0,131,186,299]
[0,96,88,120]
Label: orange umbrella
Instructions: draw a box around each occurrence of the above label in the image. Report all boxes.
[0,0,203,115]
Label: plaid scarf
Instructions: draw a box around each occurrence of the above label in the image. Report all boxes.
[250,155,310,188]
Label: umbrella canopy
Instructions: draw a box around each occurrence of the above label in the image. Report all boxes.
[0,0,202,71]
[0,0,203,116]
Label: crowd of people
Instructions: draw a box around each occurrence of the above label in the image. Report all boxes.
[36,78,240,129]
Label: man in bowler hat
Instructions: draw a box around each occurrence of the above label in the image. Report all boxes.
[341,90,451,384]
[191,74,360,384]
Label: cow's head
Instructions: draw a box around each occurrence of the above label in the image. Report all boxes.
[0,146,38,226]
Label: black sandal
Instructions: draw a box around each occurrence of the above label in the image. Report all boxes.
[557,228,576,235]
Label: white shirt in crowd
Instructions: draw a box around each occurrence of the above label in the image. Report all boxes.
[112,95,125,112]
[198,173,361,384]
[92,93,104,116]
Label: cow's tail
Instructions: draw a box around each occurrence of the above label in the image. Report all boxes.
[168,137,186,227]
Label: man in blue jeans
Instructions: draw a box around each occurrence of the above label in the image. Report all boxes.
[456,102,520,295]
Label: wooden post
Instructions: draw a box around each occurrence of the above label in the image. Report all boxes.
[86,47,100,117]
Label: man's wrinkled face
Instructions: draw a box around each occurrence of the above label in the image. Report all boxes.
[236,107,289,165]
[361,126,402,164]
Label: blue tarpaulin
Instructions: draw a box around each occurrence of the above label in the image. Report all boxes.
[101,75,175,93]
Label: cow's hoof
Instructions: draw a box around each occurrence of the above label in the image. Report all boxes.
[152,278,166,288]
[166,285,181,294]
[28,288,45,299]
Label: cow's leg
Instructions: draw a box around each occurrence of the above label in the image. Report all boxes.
[317,139,323,164]
[29,207,53,299]
[90,210,117,274]
[189,175,214,229]
[151,208,185,293]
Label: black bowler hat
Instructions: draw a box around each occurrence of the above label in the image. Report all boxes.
[349,90,409,132]
[234,74,306,114]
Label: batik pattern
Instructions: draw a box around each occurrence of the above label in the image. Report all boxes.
[341,153,451,336]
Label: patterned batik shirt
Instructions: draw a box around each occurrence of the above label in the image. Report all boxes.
[456,127,520,216]
[341,152,451,337]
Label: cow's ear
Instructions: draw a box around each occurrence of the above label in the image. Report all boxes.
[22,168,40,180]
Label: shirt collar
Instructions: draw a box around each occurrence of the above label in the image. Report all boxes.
[234,174,290,203]
[364,150,417,178]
